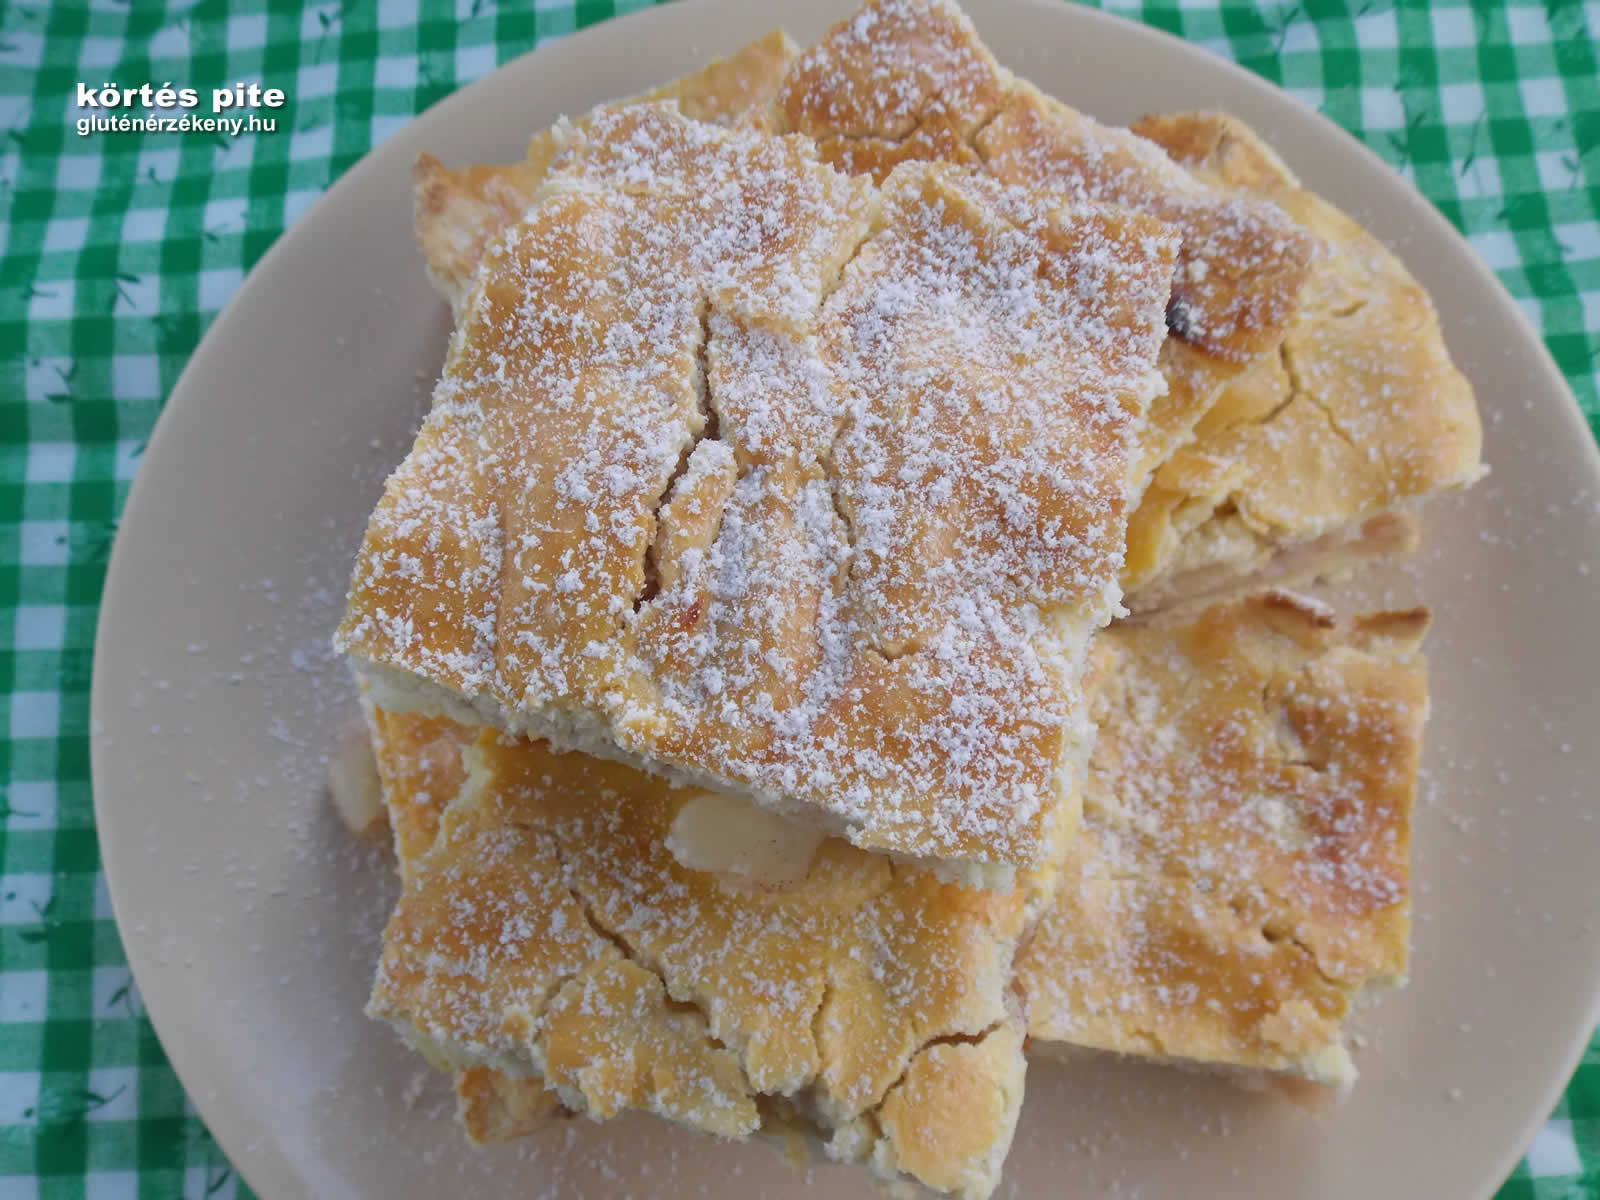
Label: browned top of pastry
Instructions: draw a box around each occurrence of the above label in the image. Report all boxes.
[1122,112,1484,601]
[370,723,1028,1196]
[771,0,1320,479]
[1018,591,1429,1082]
[340,104,1176,876]
[414,29,801,306]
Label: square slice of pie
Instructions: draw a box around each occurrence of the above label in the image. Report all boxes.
[768,1,1483,611]
[367,714,1031,1199]
[1018,591,1429,1085]
[337,105,1177,883]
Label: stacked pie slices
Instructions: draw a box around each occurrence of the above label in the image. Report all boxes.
[331,2,1483,1195]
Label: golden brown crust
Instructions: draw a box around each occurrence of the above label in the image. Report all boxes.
[1351,606,1431,654]
[414,30,801,308]
[412,156,546,311]
[873,1024,1025,1197]
[1018,592,1430,1083]
[1123,112,1484,603]
[454,1066,566,1144]
[775,0,1006,144]
[367,707,474,876]
[369,724,1029,1196]
[644,28,801,125]
[358,7,1456,1175]
[370,705,1029,1175]
[976,82,1315,368]
[375,595,1424,1163]
[341,105,1177,875]
[771,0,1320,477]
[366,710,568,1139]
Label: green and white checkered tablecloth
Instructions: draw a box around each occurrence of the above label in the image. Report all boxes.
[0,0,1595,1195]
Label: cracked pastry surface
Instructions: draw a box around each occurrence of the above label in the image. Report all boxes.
[769,0,1320,482]
[1017,591,1430,1085]
[413,28,800,309]
[367,719,1029,1199]
[337,103,1178,881]
[1121,113,1484,610]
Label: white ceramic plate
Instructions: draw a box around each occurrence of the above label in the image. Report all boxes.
[91,1,1600,1196]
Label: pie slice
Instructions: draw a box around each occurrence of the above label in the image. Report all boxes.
[413,29,799,310]
[336,104,1178,883]
[769,0,1321,484]
[1120,113,1484,611]
[1017,591,1429,1085]
[367,714,1031,1198]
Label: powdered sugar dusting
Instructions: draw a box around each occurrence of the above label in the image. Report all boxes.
[368,719,1028,1193]
[1019,593,1429,1081]
[1121,113,1483,604]
[976,88,1316,364]
[774,0,1006,143]
[337,103,1176,871]
[774,0,1319,368]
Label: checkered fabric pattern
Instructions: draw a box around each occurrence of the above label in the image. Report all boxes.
[0,0,1595,1195]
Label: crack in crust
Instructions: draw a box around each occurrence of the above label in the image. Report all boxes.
[341,102,1177,877]
[366,719,1029,1197]
[769,0,1322,490]
[1018,591,1430,1086]
[635,302,724,613]
[1121,111,1483,608]
[543,829,760,1102]
[354,3,1473,1184]
[363,589,1426,1171]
